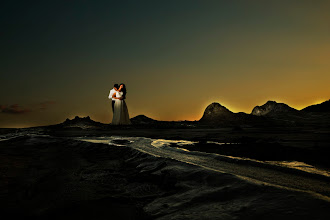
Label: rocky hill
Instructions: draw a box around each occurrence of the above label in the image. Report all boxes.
[199,102,268,126]
[251,101,299,116]
[200,103,234,121]
[55,116,106,129]
[130,115,157,125]
[301,99,330,112]
[200,99,330,127]
[44,99,329,129]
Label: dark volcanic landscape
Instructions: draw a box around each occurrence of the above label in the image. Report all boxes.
[1,100,330,219]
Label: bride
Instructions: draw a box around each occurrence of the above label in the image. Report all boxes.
[112,83,131,125]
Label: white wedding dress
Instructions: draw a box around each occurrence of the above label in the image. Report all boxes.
[112,91,131,125]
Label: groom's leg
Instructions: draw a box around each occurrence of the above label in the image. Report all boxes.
[112,101,115,112]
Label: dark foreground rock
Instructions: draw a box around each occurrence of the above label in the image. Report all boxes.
[1,136,330,219]
[0,136,154,219]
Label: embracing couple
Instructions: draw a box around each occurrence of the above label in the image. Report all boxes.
[108,83,131,125]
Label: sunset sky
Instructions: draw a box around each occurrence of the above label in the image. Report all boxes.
[1,0,330,128]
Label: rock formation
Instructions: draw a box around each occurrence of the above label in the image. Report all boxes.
[60,116,105,129]
[200,102,234,122]
[199,102,266,126]
[130,115,157,125]
[251,101,298,116]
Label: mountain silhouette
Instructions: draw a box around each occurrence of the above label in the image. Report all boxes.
[200,103,234,121]
[200,102,267,126]
[45,99,329,129]
[251,101,299,116]
[130,115,157,125]
[200,100,330,127]
[55,116,106,129]
[301,99,330,112]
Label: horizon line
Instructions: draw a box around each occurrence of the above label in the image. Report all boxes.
[1,98,329,129]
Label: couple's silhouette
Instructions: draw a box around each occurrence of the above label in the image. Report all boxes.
[108,83,131,125]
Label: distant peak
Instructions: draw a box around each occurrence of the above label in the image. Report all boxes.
[73,116,91,120]
[134,114,150,118]
[209,102,225,107]
[265,100,277,104]
[301,99,330,112]
[131,114,154,119]
[206,102,227,108]
[251,100,297,116]
[200,102,233,122]
[64,116,95,123]
[130,114,157,124]
[58,115,104,129]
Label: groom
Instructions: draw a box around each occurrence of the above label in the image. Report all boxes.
[108,84,119,112]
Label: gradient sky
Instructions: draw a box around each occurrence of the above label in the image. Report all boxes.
[1,0,330,128]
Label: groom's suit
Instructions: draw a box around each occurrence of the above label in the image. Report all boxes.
[108,88,117,112]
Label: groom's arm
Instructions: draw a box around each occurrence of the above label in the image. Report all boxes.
[112,93,117,99]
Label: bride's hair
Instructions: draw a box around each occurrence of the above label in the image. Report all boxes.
[120,83,127,99]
